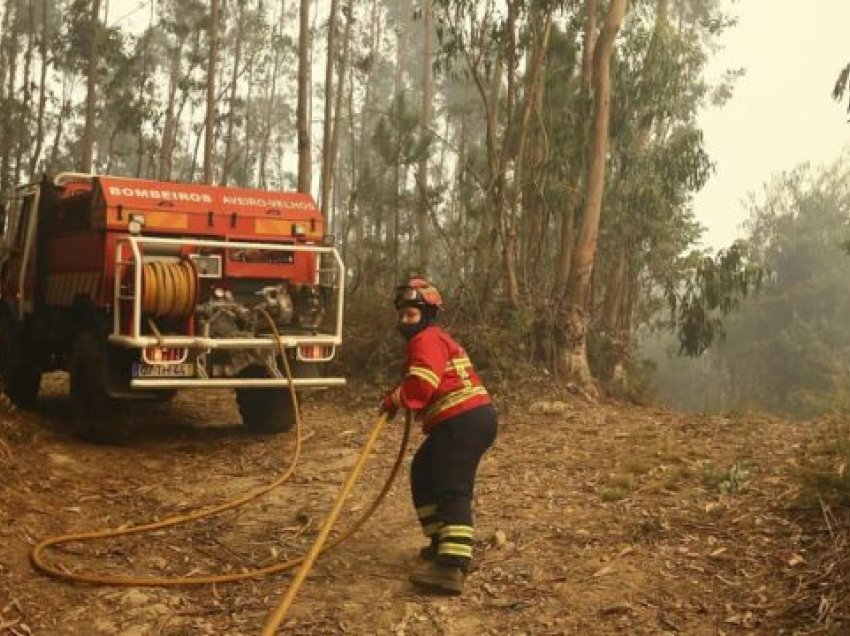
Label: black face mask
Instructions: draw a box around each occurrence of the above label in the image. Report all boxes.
[397,309,435,340]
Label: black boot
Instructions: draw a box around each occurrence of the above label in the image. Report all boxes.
[409,562,465,595]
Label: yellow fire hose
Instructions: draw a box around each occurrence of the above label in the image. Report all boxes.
[30,307,412,632]
[262,410,390,634]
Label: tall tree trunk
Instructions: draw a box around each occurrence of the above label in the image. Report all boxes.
[47,88,70,174]
[158,40,183,180]
[221,0,245,185]
[497,0,520,309]
[1,0,19,196]
[319,0,339,216]
[355,0,380,286]
[473,55,503,308]
[28,0,48,175]
[391,0,409,277]
[259,0,286,188]
[105,124,119,174]
[343,59,357,281]
[506,8,552,301]
[603,0,668,389]
[0,0,11,196]
[80,0,101,173]
[415,0,434,273]
[600,243,629,388]
[296,0,312,193]
[203,0,219,184]
[135,3,154,177]
[555,0,597,296]
[16,0,34,184]
[558,0,629,388]
[326,2,352,237]
[189,123,203,182]
[240,4,259,187]
[521,28,549,295]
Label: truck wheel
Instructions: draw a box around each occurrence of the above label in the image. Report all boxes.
[236,366,296,434]
[69,331,119,443]
[0,317,41,409]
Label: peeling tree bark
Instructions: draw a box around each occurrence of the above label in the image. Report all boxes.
[602,0,667,391]
[554,0,597,297]
[558,0,629,389]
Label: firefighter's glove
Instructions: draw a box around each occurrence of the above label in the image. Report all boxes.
[380,387,402,420]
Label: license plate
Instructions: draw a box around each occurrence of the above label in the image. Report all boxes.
[132,362,195,378]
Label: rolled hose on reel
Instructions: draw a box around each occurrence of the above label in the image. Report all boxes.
[141,260,198,319]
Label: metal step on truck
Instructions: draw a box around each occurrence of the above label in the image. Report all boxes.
[0,173,345,440]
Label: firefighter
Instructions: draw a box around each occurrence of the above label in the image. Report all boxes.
[381,277,498,595]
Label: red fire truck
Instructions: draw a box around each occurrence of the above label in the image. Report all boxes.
[0,173,345,439]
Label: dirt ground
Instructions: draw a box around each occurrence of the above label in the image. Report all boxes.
[0,374,843,635]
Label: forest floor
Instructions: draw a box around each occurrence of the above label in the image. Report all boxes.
[0,374,847,635]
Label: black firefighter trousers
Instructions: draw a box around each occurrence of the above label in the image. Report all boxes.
[410,403,498,568]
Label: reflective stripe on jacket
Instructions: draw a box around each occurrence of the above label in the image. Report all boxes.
[397,325,491,433]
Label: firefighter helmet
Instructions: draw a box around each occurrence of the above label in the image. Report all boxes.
[394,277,443,311]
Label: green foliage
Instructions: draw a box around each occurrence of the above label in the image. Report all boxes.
[648,154,850,417]
[372,93,432,168]
[703,461,751,494]
[666,241,764,357]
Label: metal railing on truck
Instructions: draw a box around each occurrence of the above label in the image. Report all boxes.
[109,235,346,390]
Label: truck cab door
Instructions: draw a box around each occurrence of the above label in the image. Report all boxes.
[0,185,40,318]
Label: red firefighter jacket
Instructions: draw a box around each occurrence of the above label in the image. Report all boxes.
[394,325,491,433]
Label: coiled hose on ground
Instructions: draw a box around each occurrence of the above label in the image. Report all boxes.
[30,308,411,633]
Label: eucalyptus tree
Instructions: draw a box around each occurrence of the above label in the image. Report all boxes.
[319,0,339,214]
[0,0,21,196]
[80,0,101,172]
[588,0,738,388]
[557,0,629,387]
[220,0,246,185]
[30,0,57,176]
[432,0,558,310]
[415,0,435,273]
[257,0,295,189]
[296,0,312,193]
[234,2,279,187]
[325,2,353,235]
[157,0,207,180]
[339,0,399,291]
[203,0,218,184]
[98,25,162,176]
[371,92,432,276]
[654,157,850,416]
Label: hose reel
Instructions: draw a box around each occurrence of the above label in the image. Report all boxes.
[141,260,198,319]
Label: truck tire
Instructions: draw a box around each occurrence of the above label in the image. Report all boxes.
[69,331,120,443]
[0,316,41,409]
[235,365,296,434]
